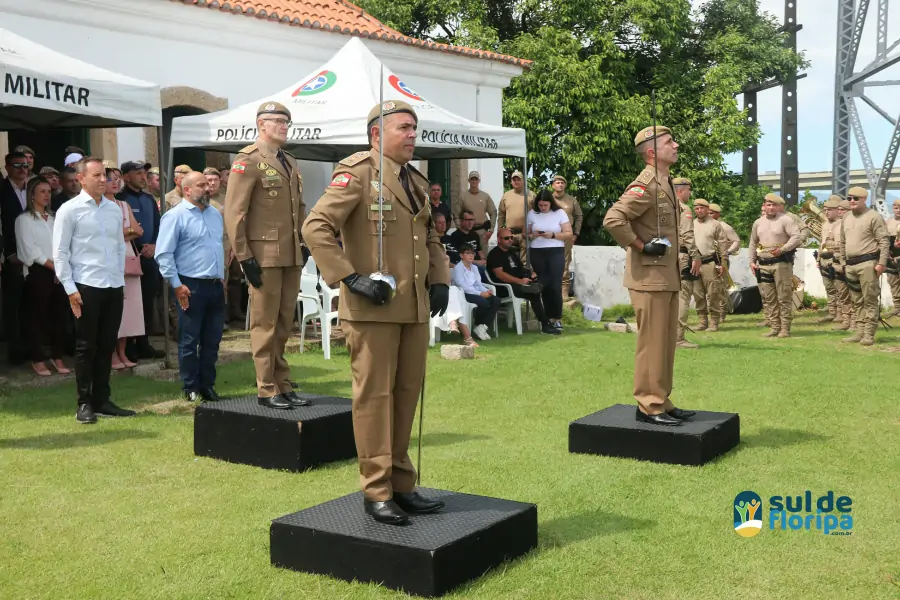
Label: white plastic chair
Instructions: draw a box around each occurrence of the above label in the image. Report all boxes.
[466,283,500,338]
[305,255,341,324]
[485,271,525,335]
[298,272,338,359]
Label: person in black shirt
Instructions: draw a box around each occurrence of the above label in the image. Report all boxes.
[428,182,452,224]
[487,227,560,335]
[434,213,460,265]
[51,167,80,212]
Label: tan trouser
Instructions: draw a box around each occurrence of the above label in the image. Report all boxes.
[759,262,793,331]
[700,262,725,321]
[820,258,838,318]
[630,290,678,414]
[887,271,900,311]
[343,320,428,501]
[835,274,853,320]
[845,260,881,329]
[249,266,301,397]
[562,240,574,293]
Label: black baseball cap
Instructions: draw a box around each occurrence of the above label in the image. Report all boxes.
[120,161,151,174]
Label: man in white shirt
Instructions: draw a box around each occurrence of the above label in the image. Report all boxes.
[53,157,134,424]
[1,151,30,365]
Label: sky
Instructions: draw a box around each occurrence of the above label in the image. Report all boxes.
[722,0,900,177]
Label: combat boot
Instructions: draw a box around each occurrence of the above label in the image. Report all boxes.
[833,315,851,330]
[763,328,780,338]
[676,339,699,349]
[707,317,719,332]
[777,322,791,338]
[817,314,835,324]
[859,323,876,346]
[695,317,709,331]
[842,326,863,343]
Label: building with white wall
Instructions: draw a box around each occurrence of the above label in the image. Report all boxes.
[0,0,528,207]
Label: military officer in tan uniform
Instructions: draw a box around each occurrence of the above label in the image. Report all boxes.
[203,166,227,211]
[692,199,730,331]
[498,170,535,262]
[452,170,497,249]
[603,125,695,427]
[224,101,307,410]
[840,186,890,345]
[832,198,855,330]
[302,100,451,525]
[884,198,900,316]
[709,202,740,318]
[672,177,701,348]
[550,175,584,299]
[165,164,192,209]
[749,193,803,338]
[815,197,843,324]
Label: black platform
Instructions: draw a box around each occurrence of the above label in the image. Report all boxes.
[194,394,355,471]
[270,488,538,597]
[569,404,740,466]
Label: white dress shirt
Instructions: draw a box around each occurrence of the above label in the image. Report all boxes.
[52,191,126,295]
[10,180,26,211]
[15,211,54,277]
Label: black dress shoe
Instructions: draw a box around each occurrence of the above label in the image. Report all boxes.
[200,388,222,402]
[95,401,136,417]
[393,491,445,514]
[137,344,165,359]
[76,403,97,424]
[284,391,312,407]
[364,500,409,525]
[184,390,203,403]
[541,323,561,335]
[667,407,696,420]
[635,408,682,426]
[258,395,294,410]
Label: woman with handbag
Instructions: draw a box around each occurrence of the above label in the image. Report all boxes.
[107,167,145,369]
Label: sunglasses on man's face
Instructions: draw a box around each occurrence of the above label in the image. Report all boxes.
[10,162,28,169]
[500,236,514,240]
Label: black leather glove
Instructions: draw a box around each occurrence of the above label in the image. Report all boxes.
[429,284,449,317]
[241,258,263,289]
[343,273,392,305]
[641,241,668,256]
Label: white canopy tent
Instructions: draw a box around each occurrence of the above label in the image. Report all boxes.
[170,37,525,161]
[0,27,161,129]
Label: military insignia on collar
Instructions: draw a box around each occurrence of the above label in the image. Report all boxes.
[257,162,269,170]
[383,101,396,111]
[330,173,351,188]
[371,181,381,192]
[265,169,277,176]
[265,103,275,111]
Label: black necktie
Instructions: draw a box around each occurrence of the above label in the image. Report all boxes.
[399,167,419,213]
[277,151,290,175]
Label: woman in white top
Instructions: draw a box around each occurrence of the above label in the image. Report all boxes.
[16,177,71,376]
[451,246,500,340]
[527,189,574,329]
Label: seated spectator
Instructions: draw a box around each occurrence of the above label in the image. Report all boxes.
[527,189,573,330]
[16,177,72,376]
[448,209,486,268]
[52,166,80,212]
[431,253,477,346]
[451,246,499,341]
[487,228,560,335]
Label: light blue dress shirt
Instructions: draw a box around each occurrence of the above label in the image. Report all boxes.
[154,200,225,288]
[52,191,126,295]
[452,261,488,295]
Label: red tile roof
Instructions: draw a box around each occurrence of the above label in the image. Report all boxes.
[175,0,531,69]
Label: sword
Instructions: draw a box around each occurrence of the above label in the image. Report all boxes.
[648,89,670,250]
[370,64,396,296]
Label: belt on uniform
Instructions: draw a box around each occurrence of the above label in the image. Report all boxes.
[700,254,719,265]
[819,265,836,280]
[845,274,862,292]
[819,251,835,259]
[473,221,491,232]
[757,251,795,266]
[845,252,879,266]
[886,266,899,275]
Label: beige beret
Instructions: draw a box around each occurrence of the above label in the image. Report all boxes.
[511,170,523,180]
[840,200,851,210]
[708,203,722,212]
[174,164,192,174]
[764,193,785,205]
[823,198,840,209]
[694,198,710,207]
[634,126,672,148]
[672,177,692,186]
[847,186,869,199]
[552,174,567,184]
[366,100,417,127]
[256,101,291,119]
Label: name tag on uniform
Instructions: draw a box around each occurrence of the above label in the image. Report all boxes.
[369,204,392,211]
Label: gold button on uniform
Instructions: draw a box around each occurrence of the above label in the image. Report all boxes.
[414,274,419,279]
[415,255,420,261]
[414,235,419,241]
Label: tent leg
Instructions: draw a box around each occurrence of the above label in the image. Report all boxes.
[522,156,531,323]
[157,124,173,370]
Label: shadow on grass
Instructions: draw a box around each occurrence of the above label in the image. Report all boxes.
[0,428,158,450]
[740,427,826,449]
[541,508,655,548]
[420,432,491,447]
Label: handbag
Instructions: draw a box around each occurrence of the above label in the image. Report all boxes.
[121,201,143,277]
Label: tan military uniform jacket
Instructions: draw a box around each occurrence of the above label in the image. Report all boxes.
[719,220,740,254]
[301,150,450,324]
[840,207,889,266]
[498,190,534,230]
[165,189,182,210]
[693,217,730,258]
[748,215,802,263]
[452,190,496,229]
[677,201,700,271]
[554,193,583,236]
[787,211,810,245]
[224,139,305,268]
[603,167,681,292]
[821,219,843,260]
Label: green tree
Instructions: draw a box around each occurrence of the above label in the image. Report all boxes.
[356,0,807,245]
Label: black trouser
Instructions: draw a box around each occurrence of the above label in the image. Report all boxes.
[1,264,26,364]
[497,283,548,323]
[138,255,160,344]
[75,284,124,408]
[530,247,565,320]
[25,267,68,362]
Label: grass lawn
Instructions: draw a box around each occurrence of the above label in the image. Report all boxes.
[1,312,899,599]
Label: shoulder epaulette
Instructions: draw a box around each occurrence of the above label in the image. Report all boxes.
[238,143,258,154]
[636,169,655,185]
[339,151,371,167]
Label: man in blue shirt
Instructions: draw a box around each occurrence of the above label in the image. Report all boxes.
[118,161,164,359]
[155,171,226,403]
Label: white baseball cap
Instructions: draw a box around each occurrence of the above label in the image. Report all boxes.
[64,152,84,166]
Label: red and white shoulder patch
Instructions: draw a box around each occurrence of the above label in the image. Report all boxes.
[231,162,247,174]
[627,186,646,197]
[330,173,352,188]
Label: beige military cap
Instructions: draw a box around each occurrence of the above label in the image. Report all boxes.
[468,171,480,180]
[552,174,567,183]
[764,192,785,205]
[840,200,851,210]
[148,167,160,175]
[202,166,220,176]
[847,186,868,199]
[14,144,34,155]
[39,166,59,176]
[708,203,722,212]
[257,101,291,119]
[672,177,692,186]
[366,100,418,127]
[174,164,192,174]
[694,198,710,207]
[510,170,524,180]
[634,126,672,148]
[823,198,841,209]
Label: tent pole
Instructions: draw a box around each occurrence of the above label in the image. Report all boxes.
[158,123,174,370]
[523,156,530,268]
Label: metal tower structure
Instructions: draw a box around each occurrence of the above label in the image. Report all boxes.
[833,0,900,216]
